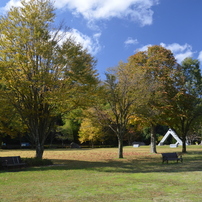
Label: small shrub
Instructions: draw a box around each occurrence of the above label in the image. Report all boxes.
[23,158,53,167]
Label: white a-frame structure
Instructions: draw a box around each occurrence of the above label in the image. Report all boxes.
[158,128,183,146]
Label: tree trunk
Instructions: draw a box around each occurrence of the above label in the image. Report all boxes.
[91,140,94,148]
[181,120,187,153]
[36,143,44,159]
[118,136,123,158]
[182,134,187,153]
[150,124,157,153]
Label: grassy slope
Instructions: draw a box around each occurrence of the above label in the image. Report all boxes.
[0,145,201,202]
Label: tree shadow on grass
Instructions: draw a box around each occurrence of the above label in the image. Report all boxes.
[3,157,201,174]
[1,149,202,174]
[51,149,202,173]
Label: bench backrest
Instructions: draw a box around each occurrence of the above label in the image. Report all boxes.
[0,156,22,165]
[161,153,178,158]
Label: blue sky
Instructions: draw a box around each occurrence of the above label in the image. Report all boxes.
[1,0,202,80]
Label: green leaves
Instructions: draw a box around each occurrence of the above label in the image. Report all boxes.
[181,57,202,96]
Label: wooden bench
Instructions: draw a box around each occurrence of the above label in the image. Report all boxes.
[161,152,183,163]
[0,156,27,168]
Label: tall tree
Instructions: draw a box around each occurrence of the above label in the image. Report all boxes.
[166,57,202,153]
[94,62,149,158]
[127,45,179,153]
[0,0,98,158]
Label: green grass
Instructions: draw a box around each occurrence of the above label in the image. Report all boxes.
[0,145,202,201]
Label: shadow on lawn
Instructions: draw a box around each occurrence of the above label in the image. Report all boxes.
[55,154,202,174]
[1,150,202,174]
[2,153,202,174]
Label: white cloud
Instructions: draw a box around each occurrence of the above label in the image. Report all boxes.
[0,0,27,12]
[137,43,196,64]
[54,0,159,26]
[160,43,192,53]
[51,29,102,55]
[124,37,138,46]
[1,0,159,34]
[66,29,102,55]
[197,51,202,63]
[160,43,194,63]
[137,44,152,52]
[1,0,160,29]
[174,51,193,63]
[0,1,101,56]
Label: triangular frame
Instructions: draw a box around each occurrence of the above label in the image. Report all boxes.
[158,128,183,146]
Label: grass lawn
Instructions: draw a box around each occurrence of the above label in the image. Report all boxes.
[0,145,202,202]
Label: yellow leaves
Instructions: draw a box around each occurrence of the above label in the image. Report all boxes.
[78,117,104,144]
[129,115,141,124]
